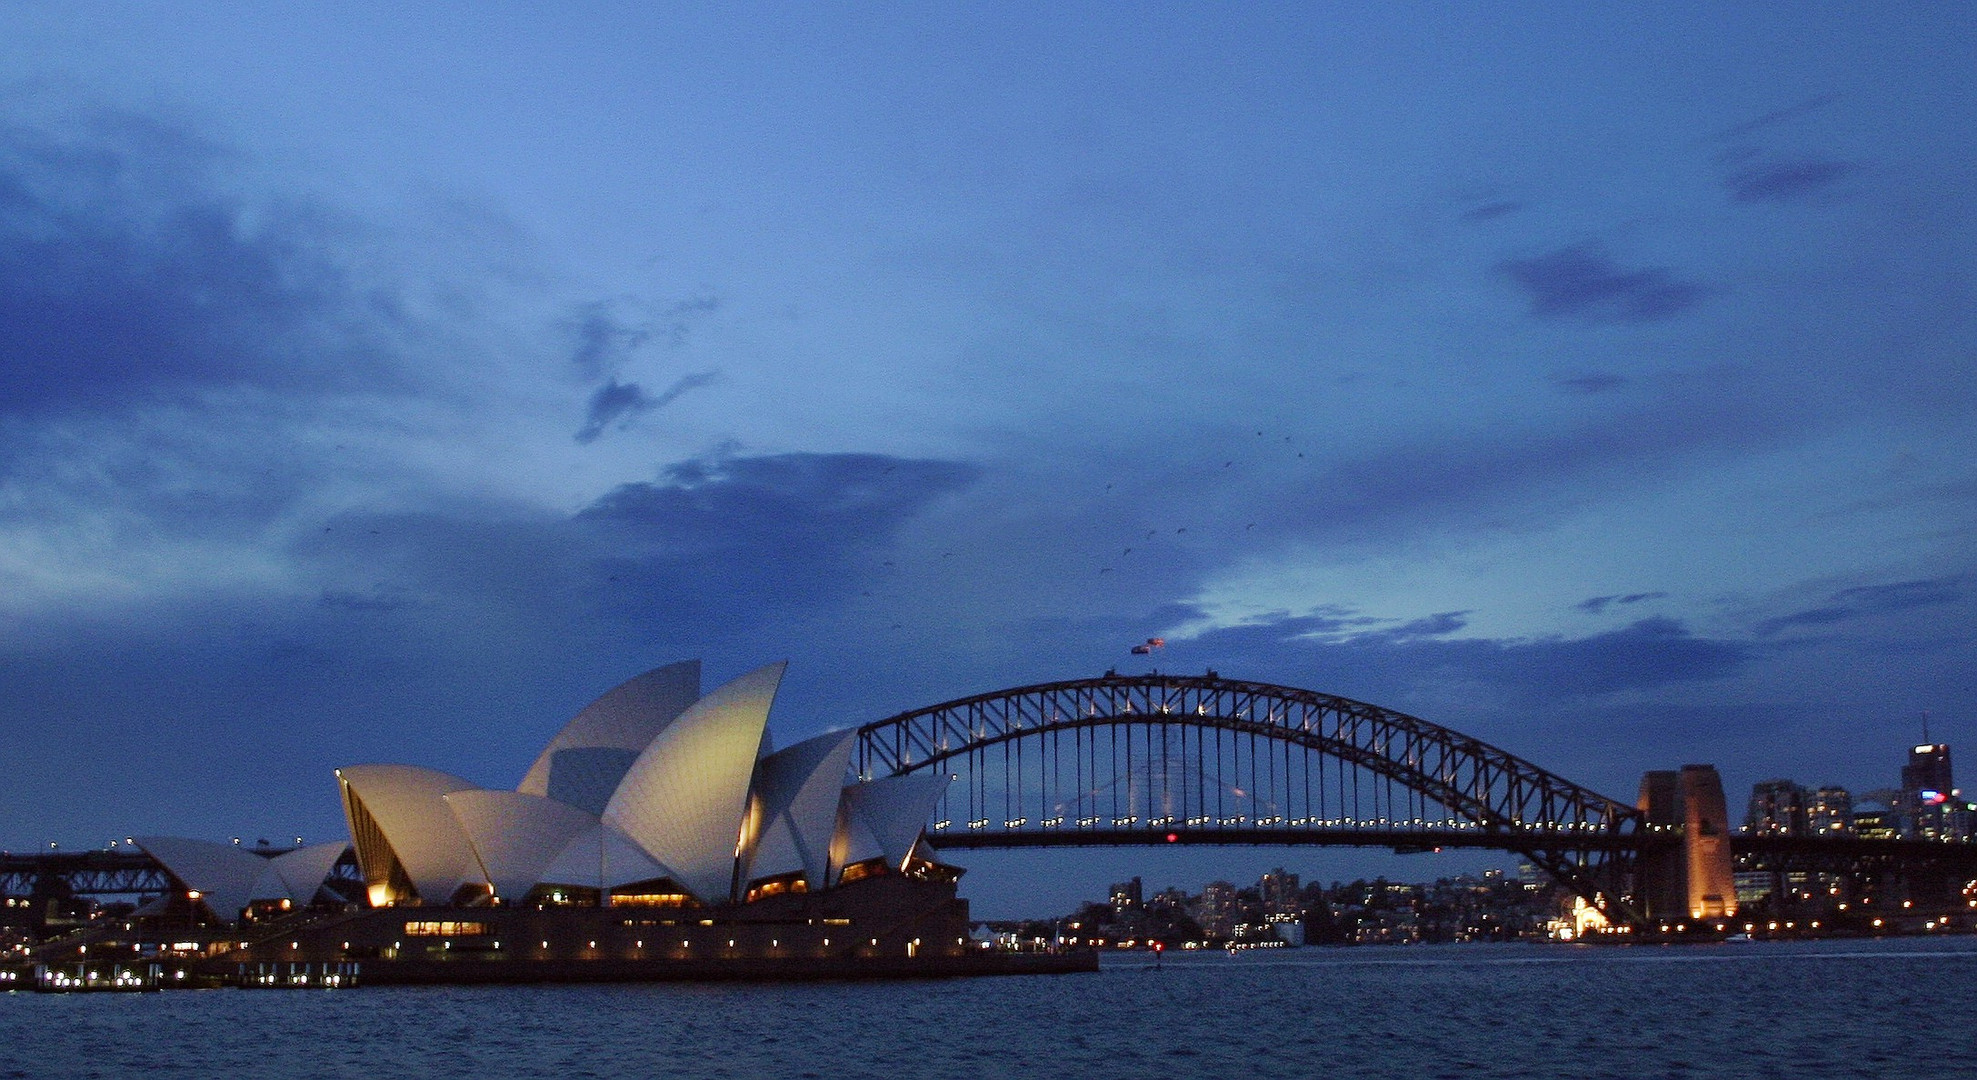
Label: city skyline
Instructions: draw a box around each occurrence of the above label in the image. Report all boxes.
[3,4,1974,920]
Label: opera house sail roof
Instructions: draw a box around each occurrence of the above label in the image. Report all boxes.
[600,662,786,904]
[218,660,949,919]
[516,659,701,815]
[336,764,482,907]
[130,661,951,925]
[740,728,860,892]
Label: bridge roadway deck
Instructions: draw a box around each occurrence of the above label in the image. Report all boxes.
[0,850,169,896]
[927,825,1659,854]
[8,834,1976,898]
[928,827,1977,872]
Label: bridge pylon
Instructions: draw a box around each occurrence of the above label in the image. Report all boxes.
[1636,765,1737,924]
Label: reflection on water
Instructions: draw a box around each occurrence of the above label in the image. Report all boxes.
[4,937,1974,1079]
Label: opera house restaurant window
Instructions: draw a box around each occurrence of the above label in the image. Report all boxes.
[404,921,489,937]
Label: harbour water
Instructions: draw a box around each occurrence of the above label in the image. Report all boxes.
[5,937,1974,1079]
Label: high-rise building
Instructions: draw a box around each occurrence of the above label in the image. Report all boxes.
[1259,868,1300,918]
[1808,786,1853,835]
[1851,806,1898,840]
[1900,743,1954,839]
[1195,880,1238,939]
[1744,779,1809,836]
[1108,876,1143,912]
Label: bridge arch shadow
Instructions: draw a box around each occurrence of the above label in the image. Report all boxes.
[855,673,1651,927]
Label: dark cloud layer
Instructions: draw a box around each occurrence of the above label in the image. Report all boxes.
[0,110,403,417]
[575,451,980,610]
[1498,244,1709,323]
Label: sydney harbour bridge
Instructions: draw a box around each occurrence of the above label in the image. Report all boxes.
[8,672,1974,935]
[851,671,1977,931]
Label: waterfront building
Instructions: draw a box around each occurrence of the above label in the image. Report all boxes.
[329,661,946,912]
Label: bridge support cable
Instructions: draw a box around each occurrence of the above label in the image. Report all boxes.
[857,673,1652,927]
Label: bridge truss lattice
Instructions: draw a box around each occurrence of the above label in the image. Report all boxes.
[856,673,1651,925]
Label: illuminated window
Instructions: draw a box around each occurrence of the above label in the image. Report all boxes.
[608,892,692,908]
[838,858,889,885]
[403,921,489,937]
[743,872,809,903]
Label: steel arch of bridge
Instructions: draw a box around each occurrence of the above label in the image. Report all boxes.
[855,673,1650,925]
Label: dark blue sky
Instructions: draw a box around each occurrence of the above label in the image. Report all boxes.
[3,3,1972,915]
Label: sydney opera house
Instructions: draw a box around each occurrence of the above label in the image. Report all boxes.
[44,661,1087,985]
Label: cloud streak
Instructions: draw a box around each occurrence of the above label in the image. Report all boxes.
[1724,157,1854,203]
[1497,244,1709,324]
[1757,577,1964,636]
[575,370,720,444]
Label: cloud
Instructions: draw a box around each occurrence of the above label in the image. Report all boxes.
[1166,610,1750,706]
[1575,592,1667,614]
[1497,244,1709,324]
[0,107,407,419]
[562,294,719,381]
[1460,617,1750,696]
[1757,577,1964,636]
[1265,389,1788,549]
[563,301,650,381]
[1351,611,1470,643]
[574,370,719,444]
[317,585,416,613]
[1460,200,1523,222]
[563,293,723,442]
[571,452,979,608]
[1725,158,1854,203]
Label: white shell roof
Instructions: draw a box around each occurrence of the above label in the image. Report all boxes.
[739,728,858,890]
[541,748,641,817]
[336,764,482,905]
[266,841,352,902]
[538,820,676,890]
[836,772,951,874]
[444,789,600,904]
[134,836,272,923]
[517,660,702,808]
[603,661,786,903]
